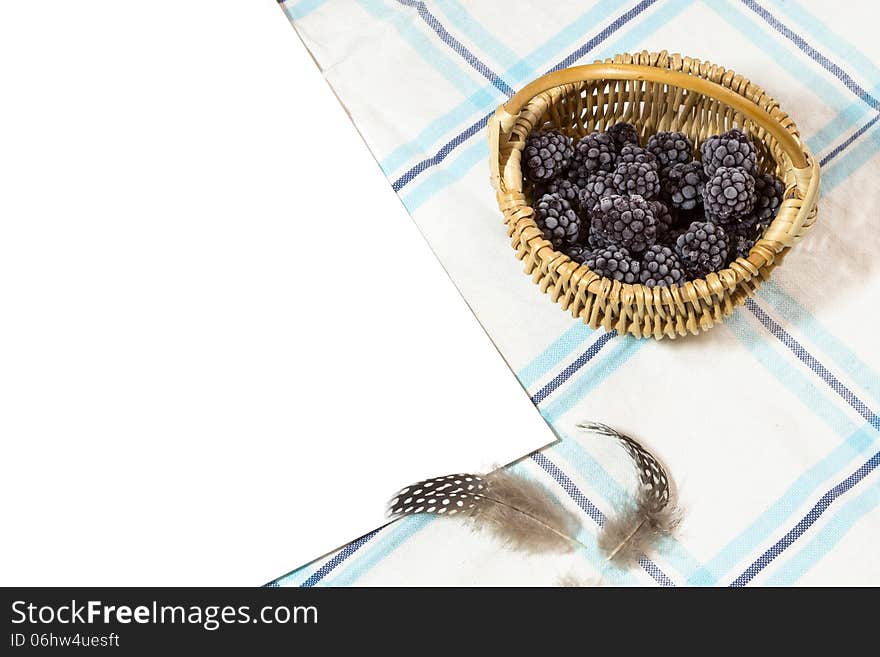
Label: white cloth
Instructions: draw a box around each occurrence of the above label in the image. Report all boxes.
[272,0,880,586]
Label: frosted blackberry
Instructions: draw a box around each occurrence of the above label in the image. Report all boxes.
[662,161,705,210]
[565,244,592,264]
[523,130,574,182]
[704,166,756,220]
[700,129,757,177]
[591,194,657,253]
[535,178,580,205]
[534,193,580,249]
[639,245,685,288]
[675,221,730,277]
[567,131,616,186]
[750,173,784,226]
[646,131,693,171]
[649,200,675,242]
[577,171,615,213]
[617,144,658,167]
[607,122,640,151]
[584,246,640,284]
[613,161,660,198]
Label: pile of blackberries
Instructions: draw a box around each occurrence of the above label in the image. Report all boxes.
[523,124,784,287]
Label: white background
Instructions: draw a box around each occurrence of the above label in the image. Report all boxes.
[0,1,555,585]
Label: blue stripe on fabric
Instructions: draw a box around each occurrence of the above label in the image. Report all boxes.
[705,0,851,112]
[281,0,326,21]
[380,0,645,179]
[759,283,880,405]
[730,449,880,586]
[395,0,513,96]
[688,422,879,585]
[541,337,645,424]
[389,0,665,189]
[402,140,488,211]
[399,0,691,203]
[723,310,857,438]
[739,0,880,110]
[764,473,880,586]
[777,0,880,87]
[532,331,617,404]
[358,0,496,105]
[322,515,435,587]
[517,322,594,390]
[746,299,880,431]
[298,528,382,587]
[820,111,880,167]
[821,119,880,193]
[531,451,675,586]
[434,0,519,69]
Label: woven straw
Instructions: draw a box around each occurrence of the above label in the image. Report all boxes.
[488,51,820,339]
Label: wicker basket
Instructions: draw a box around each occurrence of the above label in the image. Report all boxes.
[488,51,820,339]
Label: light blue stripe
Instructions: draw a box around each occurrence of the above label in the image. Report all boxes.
[434,0,519,69]
[705,0,851,110]
[805,93,876,157]
[775,0,880,87]
[541,337,644,424]
[378,0,645,176]
[552,436,705,578]
[688,422,879,585]
[283,0,327,21]
[764,472,880,586]
[821,120,880,192]
[401,0,692,210]
[517,322,594,390]
[358,0,495,105]
[723,309,858,437]
[402,140,487,211]
[759,283,880,406]
[322,515,434,587]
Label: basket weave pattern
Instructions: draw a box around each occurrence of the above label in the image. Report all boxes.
[489,51,820,339]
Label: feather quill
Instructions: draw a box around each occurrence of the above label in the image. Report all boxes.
[387,470,584,554]
[578,421,680,566]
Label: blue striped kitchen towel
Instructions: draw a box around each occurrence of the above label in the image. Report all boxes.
[271,0,880,586]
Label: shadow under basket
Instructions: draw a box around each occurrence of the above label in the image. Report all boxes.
[488,51,820,340]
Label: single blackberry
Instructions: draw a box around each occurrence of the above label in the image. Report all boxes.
[617,144,658,167]
[649,200,675,241]
[704,166,756,220]
[565,244,592,264]
[662,161,705,210]
[534,193,580,249]
[535,178,580,205]
[567,131,616,186]
[584,246,640,284]
[612,161,660,198]
[607,122,640,151]
[646,131,694,171]
[523,130,574,182]
[639,245,685,288]
[700,129,757,177]
[577,171,615,213]
[675,221,730,277]
[590,194,657,253]
[750,173,784,226]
